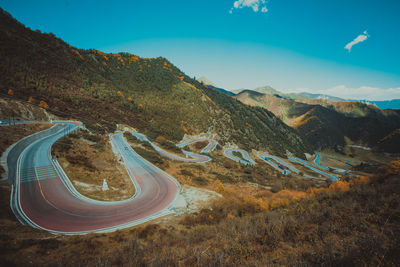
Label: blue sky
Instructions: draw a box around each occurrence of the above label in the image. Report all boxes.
[1,0,400,100]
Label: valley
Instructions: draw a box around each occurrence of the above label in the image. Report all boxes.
[0,5,399,266]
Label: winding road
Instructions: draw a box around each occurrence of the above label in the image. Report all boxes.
[223,148,256,165]
[132,132,212,163]
[289,157,338,181]
[4,120,360,234]
[259,155,299,175]
[8,123,179,234]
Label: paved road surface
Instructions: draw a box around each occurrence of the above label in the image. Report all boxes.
[8,123,179,234]
[289,157,338,181]
[223,148,256,165]
[259,155,299,175]
[132,132,211,163]
[176,139,218,153]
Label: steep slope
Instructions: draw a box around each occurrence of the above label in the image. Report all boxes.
[0,9,312,157]
[376,129,400,153]
[236,90,400,152]
[240,86,346,101]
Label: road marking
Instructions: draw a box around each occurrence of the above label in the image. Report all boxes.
[20,165,59,183]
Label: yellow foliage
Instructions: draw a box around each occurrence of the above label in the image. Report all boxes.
[128,97,133,101]
[39,100,49,109]
[227,212,235,219]
[28,96,34,103]
[205,95,217,106]
[8,89,14,96]
[72,49,84,60]
[328,181,350,192]
[216,182,225,194]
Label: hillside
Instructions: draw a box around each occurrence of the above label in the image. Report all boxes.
[0,9,312,157]
[235,90,400,151]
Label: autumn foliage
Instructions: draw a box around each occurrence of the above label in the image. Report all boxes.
[39,100,49,109]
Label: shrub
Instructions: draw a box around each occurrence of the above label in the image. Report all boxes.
[180,169,194,177]
[192,176,209,186]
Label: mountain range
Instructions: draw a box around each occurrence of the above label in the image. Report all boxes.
[234,89,400,152]
[230,85,400,110]
[0,8,312,157]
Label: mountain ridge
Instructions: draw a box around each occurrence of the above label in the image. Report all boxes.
[228,86,400,110]
[235,89,400,152]
[0,8,312,157]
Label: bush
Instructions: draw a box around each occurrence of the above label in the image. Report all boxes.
[65,154,95,170]
[180,169,194,177]
[83,132,101,143]
[192,176,209,186]
[131,146,165,167]
[157,138,181,153]
[214,172,235,183]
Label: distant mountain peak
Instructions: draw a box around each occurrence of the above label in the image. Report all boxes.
[253,86,280,95]
[197,76,215,87]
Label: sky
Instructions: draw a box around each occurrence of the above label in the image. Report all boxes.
[1,0,400,100]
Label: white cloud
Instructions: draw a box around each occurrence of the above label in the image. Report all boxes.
[230,0,268,14]
[345,30,369,52]
[315,85,400,101]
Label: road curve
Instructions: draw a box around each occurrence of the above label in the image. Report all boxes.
[289,157,338,181]
[132,132,211,163]
[8,123,179,234]
[177,139,218,154]
[224,148,256,165]
[313,153,349,174]
[259,155,299,175]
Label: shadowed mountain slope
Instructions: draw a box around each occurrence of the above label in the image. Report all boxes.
[236,90,400,152]
[0,8,312,157]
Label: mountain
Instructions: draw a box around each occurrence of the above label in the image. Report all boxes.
[235,90,400,151]
[197,76,215,87]
[231,86,280,96]
[0,8,313,157]
[296,92,346,102]
[197,78,236,97]
[233,86,346,102]
[209,86,236,96]
[238,85,400,111]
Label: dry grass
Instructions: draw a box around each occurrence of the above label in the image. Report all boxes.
[2,124,397,266]
[52,130,135,201]
[0,158,398,266]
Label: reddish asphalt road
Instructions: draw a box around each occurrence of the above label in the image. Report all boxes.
[12,124,179,234]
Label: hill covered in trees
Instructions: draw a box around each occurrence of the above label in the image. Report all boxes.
[235,89,400,152]
[0,8,312,157]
